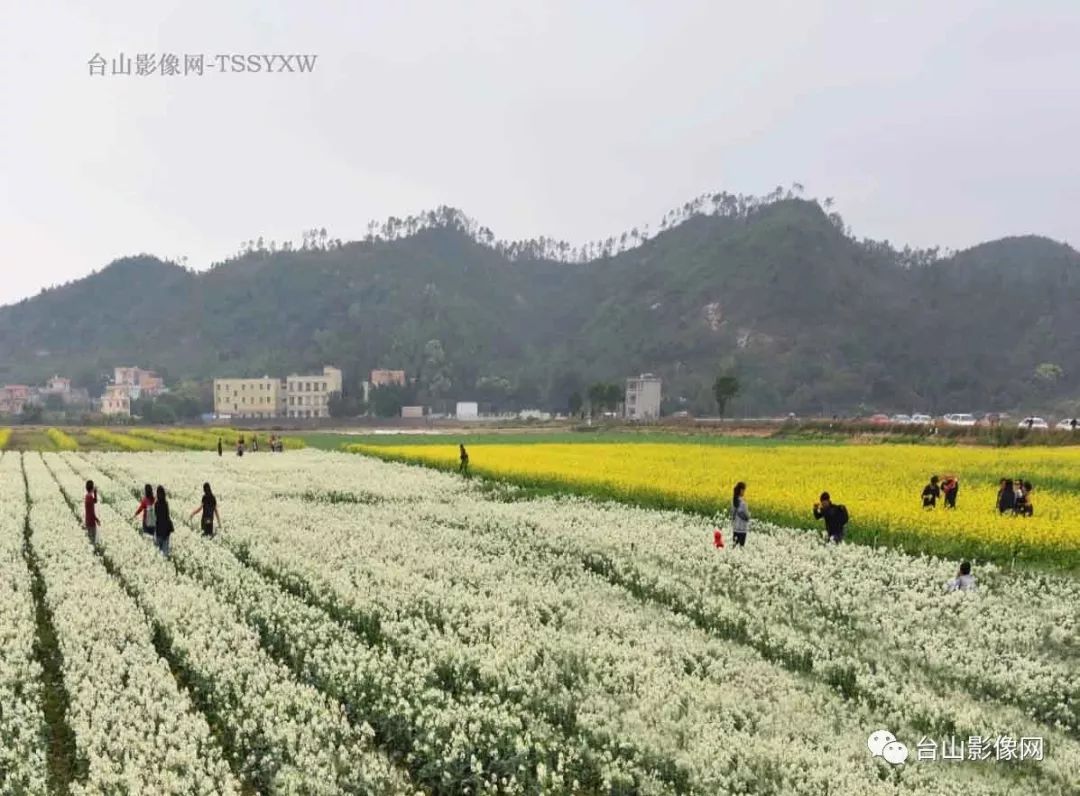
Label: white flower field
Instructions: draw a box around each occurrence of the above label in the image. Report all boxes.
[1,449,1077,794]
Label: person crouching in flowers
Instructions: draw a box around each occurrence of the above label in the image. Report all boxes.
[945,561,976,592]
[731,481,750,546]
[154,485,174,557]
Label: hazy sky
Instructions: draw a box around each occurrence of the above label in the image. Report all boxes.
[2,0,1078,305]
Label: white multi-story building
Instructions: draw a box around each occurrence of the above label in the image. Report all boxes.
[213,376,286,419]
[285,366,343,419]
[625,373,662,420]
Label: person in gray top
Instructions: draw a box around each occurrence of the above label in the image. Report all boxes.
[732,481,750,546]
[945,561,976,592]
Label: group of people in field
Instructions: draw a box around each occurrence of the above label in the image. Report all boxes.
[729,480,976,591]
[222,434,285,457]
[83,478,221,558]
[727,483,851,547]
[996,478,1035,516]
[921,474,960,509]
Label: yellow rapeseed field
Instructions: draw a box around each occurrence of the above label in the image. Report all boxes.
[356,441,1080,567]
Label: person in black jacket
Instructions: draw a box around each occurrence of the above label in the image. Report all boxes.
[190,482,222,537]
[154,485,173,557]
[813,492,849,543]
[997,479,1016,514]
[921,475,941,509]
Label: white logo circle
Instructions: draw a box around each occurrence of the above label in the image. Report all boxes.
[867,730,896,757]
[882,741,909,765]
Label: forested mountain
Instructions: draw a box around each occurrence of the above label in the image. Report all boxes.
[1,197,1078,416]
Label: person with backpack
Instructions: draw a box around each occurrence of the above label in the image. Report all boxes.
[731,481,750,546]
[133,483,156,537]
[813,492,849,544]
[154,485,174,556]
[940,475,959,509]
[921,475,941,509]
[190,482,222,538]
[84,480,100,545]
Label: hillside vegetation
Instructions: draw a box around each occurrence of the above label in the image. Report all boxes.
[1,195,1077,415]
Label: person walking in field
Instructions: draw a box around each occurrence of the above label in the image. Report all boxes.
[945,561,976,592]
[154,485,174,556]
[84,480,100,545]
[459,444,469,475]
[236,436,245,457]
[921,475,941,509]
[940,475,959,509]
[190,482,222,538]
[133,483,156,537]
[217,437,223,457]
[252,435,259,453]
[813,492,849,544]
[731,481,750,546]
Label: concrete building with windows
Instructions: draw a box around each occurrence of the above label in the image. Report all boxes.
[625,373,662,421]
[100,384,132,416]
[44,375,71,395]
[213,376,286,419]
[113,366,165,399]
[0,385,31,415]
[286,366,343,419]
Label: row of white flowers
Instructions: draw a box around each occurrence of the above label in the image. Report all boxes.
[0,453,48,795]
[68,454,651,794]
[79,451,1076,794]
[233,450,1080,735]
[40,453,411,795]
[21,452,240,795]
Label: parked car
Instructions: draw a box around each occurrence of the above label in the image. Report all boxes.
[869,414,891,425]
[910,413,933,425]
[1056,418,1079,431]
[1018,417,1049,430]
[943,413,977,427]
[889,414,912,425]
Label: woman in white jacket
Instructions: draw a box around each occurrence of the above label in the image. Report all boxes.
[732,481,750,546]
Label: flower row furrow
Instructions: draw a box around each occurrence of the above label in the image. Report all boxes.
[22,453,240,795]
[41,453,410,796]
[0,453,48,796]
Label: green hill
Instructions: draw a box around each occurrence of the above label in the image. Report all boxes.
[1,198,1077,416]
